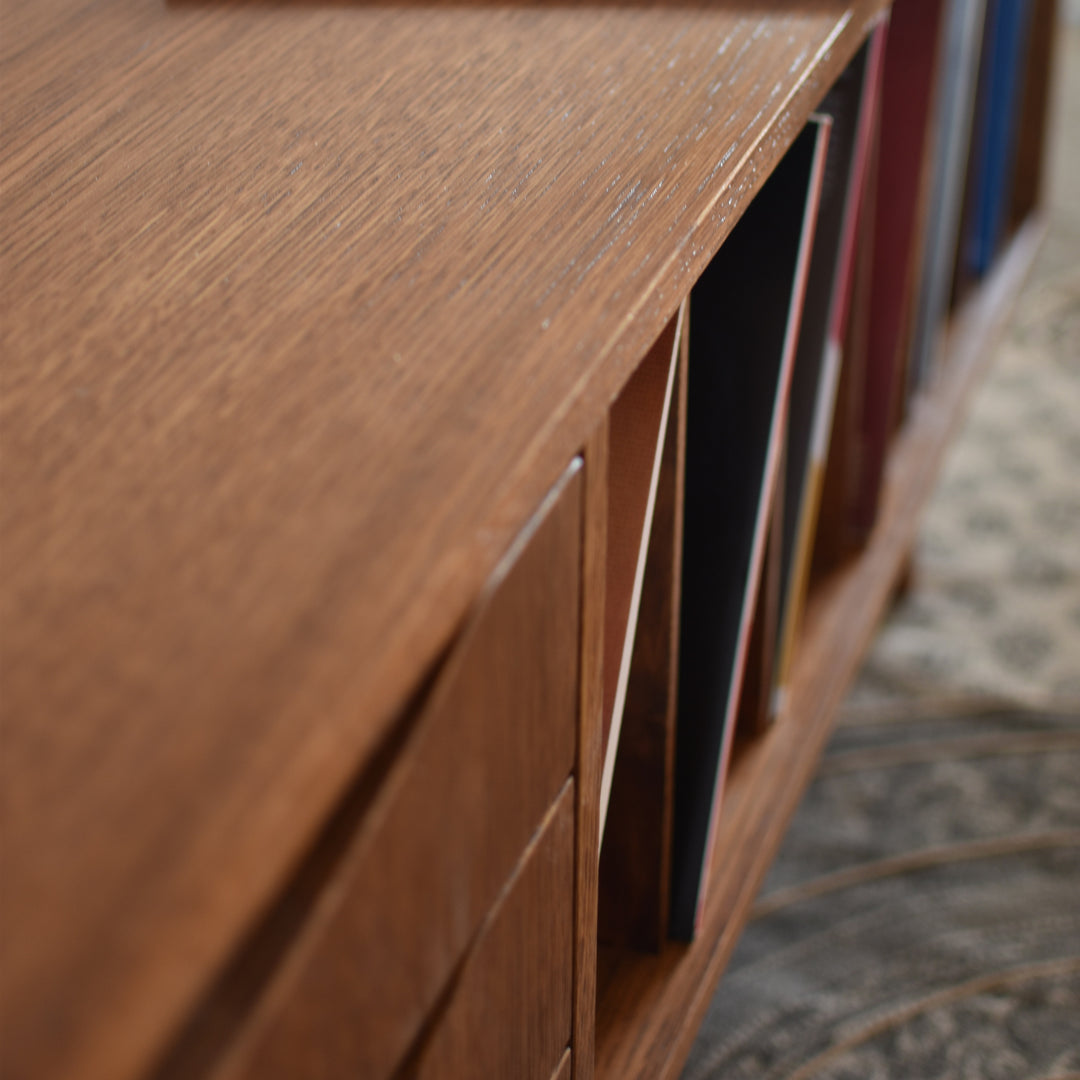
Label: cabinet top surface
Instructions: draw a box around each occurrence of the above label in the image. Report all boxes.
[0,1,881,1076]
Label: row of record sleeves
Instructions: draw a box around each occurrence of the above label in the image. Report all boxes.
[594,0,1051,950]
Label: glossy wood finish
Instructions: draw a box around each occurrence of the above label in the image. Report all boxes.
[1,3,891,1075]
[598,321,687,951]
[407,782,576,1080]
[593,215,1046,1080]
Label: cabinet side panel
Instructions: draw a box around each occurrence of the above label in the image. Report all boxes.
[574,421,608,1080]
[598,317,686,950]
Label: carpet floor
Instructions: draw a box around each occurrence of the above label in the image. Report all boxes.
[682,26,1080,1080]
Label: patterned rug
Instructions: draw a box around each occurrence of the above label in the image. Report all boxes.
[682,28,1080,1080]
[845,215,1080,714]
[682,706,1080,1080]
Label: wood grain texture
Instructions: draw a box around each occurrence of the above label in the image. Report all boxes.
[598,307,687,951]
[187,463,579,1080]
[593,216,1046,1080]
[405,782,576,1080]
[573,422,608,1080]
[1,1,886,1077]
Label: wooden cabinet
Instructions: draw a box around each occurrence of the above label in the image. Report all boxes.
[0,1,1054,1078]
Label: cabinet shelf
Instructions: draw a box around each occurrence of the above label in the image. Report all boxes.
[594,215,1046,1080]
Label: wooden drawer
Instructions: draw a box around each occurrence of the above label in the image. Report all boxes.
[215,462,583,1080]
[405,781,575,1080]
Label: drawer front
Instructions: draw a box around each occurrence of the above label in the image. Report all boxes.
[223,462,583,1080]
[407,781,575,1080]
